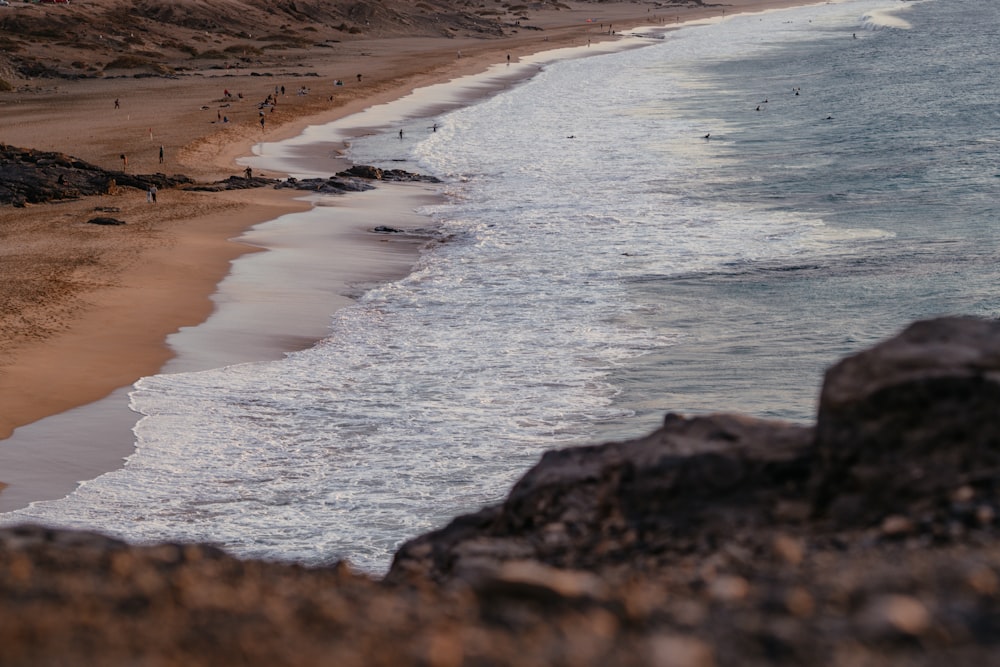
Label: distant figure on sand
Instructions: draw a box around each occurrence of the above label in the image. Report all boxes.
[120,153,127,169]
[114,98,119,109]
[245,166,253,179]
[158,145,164,163]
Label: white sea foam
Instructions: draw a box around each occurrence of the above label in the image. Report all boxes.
[862,5,916,30]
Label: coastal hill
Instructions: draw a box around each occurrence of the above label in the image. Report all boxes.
[4,316,1000,665]
[0,0,673,83]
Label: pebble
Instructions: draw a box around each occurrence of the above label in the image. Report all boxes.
[880,515,916,537]
[862,594,930,636]
[647,635,716,667]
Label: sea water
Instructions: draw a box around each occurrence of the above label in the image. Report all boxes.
[4,0,998,573]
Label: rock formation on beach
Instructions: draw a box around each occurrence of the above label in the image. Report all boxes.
[4,316,1000,666]
[0,144,191,206]
[0,143,439,202]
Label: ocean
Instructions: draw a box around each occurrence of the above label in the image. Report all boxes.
[3,0,998,573]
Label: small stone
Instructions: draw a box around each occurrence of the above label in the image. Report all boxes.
[484,560,609,600]
[863,594,931,636]
[772,534,804,565]
[976,505,995,526]
[785,587,815,618]
[952,485,976,503]
[646,635,716,667]
[966,567,999,595]
[708,575,749,602]
[880,515,915,537]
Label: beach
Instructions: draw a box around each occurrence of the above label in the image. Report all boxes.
[0,0,818,508]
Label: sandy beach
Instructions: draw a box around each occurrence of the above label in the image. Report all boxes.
[0,0,815,508]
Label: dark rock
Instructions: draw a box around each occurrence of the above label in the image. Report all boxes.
[337,165,442,183]
[812,317,1000,526]
[0,144,193,206]
[184,165,441,197]
[373,225,404,233]
[273,176,376,194]
[86,217,126,226]
[183,175,279,192]
[339,164,384,180]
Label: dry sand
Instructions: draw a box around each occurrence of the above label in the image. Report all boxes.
[0,0,817,507]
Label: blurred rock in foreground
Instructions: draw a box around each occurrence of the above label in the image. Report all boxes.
[4,316,1000,666]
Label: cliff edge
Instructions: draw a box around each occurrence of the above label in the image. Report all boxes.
[4,316,1000,666]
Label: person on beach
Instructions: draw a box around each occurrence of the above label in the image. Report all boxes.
[158,145,164,163]
[149,185,157,203]
[114,98,119,109]
[120,153,127,170]
[245,166,253,179]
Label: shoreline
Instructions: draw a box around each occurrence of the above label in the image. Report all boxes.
[0,0,820,510]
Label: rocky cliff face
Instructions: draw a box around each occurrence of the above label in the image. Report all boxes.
[3,316,1000,666]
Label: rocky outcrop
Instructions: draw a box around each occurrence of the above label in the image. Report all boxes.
[0,144,193,206]
[337,165,442,183]
[0,145,437,203]
[3,316,1000,666]
[182,175,281,192]
[813,317,1000,526]
[267,166,441,195]
[272,174,378,195]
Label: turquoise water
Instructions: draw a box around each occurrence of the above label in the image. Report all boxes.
[4,0,997,572]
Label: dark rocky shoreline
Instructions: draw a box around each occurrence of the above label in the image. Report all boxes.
[3,316,1000,665]
[1,143,439,209]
